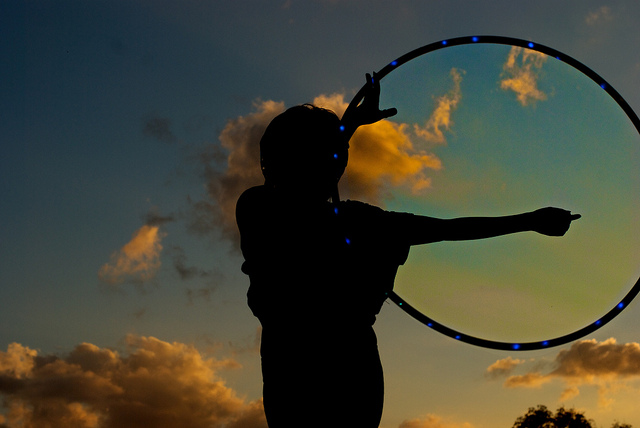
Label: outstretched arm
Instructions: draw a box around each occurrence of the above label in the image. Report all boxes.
[404,207,581,246]
[340,74,581,244]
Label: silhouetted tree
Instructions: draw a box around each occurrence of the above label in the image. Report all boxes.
[554,407,593,428]
[512,405,555,428]
[513,406,634,428]
[512,405,593,428]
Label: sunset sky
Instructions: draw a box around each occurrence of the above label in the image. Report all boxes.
[2,1,640,427]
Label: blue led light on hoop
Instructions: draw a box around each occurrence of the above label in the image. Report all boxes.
[386,291,639,351]
[346,35,640,351]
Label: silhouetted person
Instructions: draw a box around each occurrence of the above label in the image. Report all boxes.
[236,73,580,428]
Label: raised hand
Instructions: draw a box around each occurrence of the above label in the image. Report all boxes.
[341,72,397,131]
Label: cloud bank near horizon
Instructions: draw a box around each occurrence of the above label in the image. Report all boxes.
[0,336,266,428]
[488,338,640,407]
[1,337,474,428]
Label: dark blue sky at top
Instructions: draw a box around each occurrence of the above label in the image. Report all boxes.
[2,0,640,343]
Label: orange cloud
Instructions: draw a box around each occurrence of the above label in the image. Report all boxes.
[98,225,165,285]
[413,68,464,145]
[187,99,284,243]
[504,372,553,389]
[311,92,347,114]
[313,93,443,203]
[347,120,442,202]
[0,336,266,428]
[0,342,37,378]
[552,338,640,378]
[399,414,474,428]
[192,94,442,241]
[500,46,548,106]
[486,356,526,378]
[490,338,640,407]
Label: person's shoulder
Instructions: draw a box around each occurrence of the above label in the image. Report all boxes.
[341,200,413,225]
[339,200,389,226]
[342,199,385,215]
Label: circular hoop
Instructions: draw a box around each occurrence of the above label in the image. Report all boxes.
[348,36,640,351]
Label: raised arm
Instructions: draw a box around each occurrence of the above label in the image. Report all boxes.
[340,72,397,142]
[404,207,581,246]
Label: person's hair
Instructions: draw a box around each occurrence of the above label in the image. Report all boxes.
[260,104,348,189]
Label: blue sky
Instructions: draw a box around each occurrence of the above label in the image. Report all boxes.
[382,42,640,344]
[2,1,640,427]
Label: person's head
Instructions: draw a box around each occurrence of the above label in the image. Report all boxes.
[260,104,348,200]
